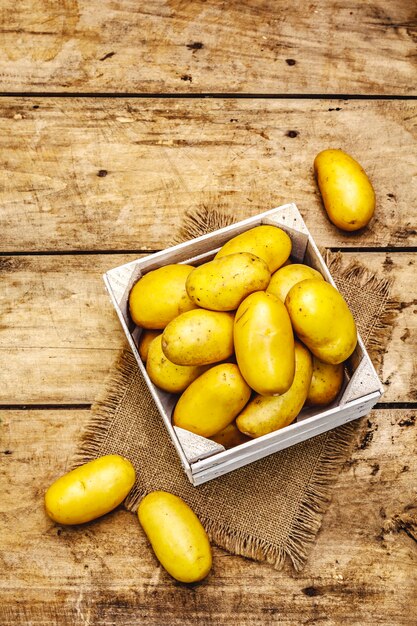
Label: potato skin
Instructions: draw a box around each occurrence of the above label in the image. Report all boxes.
[129,264,197,329]
[138,491,212,583]
[162,309,234,366]
[44,455,136,525]
[138,330,161,362]
[285,278,357,364]
[306,357,344,407]
[146,335,208,393]
[314,149,375,231]
[236,342,313,438]
[173,363,251,437]
[234,291,295,395]
[186,252,270,311]
[210,421,250,449]
[267,263,323,302]
[215,225,292,273]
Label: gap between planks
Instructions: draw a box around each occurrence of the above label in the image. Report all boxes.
[1,403,416,411]
[1,247,417,256]
[0,92,417,100]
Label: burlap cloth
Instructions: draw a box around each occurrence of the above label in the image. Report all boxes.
[73,210,397,571]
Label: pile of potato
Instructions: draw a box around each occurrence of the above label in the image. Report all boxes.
[130,224,357,445]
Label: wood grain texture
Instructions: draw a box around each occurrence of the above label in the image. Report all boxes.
[1,408,416,625]
[0,0,416,94]
[351,253,417,403]
[0,252,414,404]
[1,98,416,252]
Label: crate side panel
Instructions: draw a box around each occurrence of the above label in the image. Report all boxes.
[191,393,380,485]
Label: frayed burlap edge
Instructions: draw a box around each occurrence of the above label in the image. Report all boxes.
[71,248,397,571]
[384,509,417,543]
[72,206,399,571]
[71,348,359,571]
[71,350,135,470]
[172,204,236,245]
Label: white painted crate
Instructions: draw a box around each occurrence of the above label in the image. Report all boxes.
[103,203,383,486]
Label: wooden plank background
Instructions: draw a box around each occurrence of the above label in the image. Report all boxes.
[1,408,416,624]
[0,252,415,404]
[1,99,416,252]
[0,0,416,94]
[1,1,416,624]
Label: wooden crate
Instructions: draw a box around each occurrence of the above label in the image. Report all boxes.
[103,204,383,485]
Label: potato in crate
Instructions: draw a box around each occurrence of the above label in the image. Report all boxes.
[103,203,383,486]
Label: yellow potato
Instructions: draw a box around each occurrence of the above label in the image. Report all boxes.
[234,291,295,395]
[210,421,250,449]
[306,357,344,407]
[45,455,135,525]
[186,252,270,311]
[236,342,313,438]
[146,335,208,393]
[138,330,161,362]
[173,363,251,437]
[285,278,357,364]
[267,263,323,302]
[215,225,292,273]
[138,491,212,583]
[162,309,234,366]
[314,149,375,231]
[129,264,197,329]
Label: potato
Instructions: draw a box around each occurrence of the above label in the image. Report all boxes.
[285,278,357,364]
[210,421,250,449]
[129,264,197,329]
[236,342,313,438]
[215,225,291,273]
[146,335,207,393]
[306,357,344,407]
[44,455,135,525]
[234,291,295,395]
[314,149,375,231]
[138,330,161,362]
[138,491,212,583]
[267,263,323,302]
[162,309,234,366]
[173,363,251,437]
[186,252,270,311]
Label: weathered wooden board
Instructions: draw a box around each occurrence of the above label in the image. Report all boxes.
[1,408,416,625]
[1,98,416,252]
[352,253,417,404]
[0,0,416,94]
[0,252,414,404]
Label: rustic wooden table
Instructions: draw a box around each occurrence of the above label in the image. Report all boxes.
[1,2,416,624]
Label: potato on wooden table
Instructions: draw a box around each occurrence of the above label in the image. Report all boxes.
[314,148,375,231]
[45,455,136,525]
